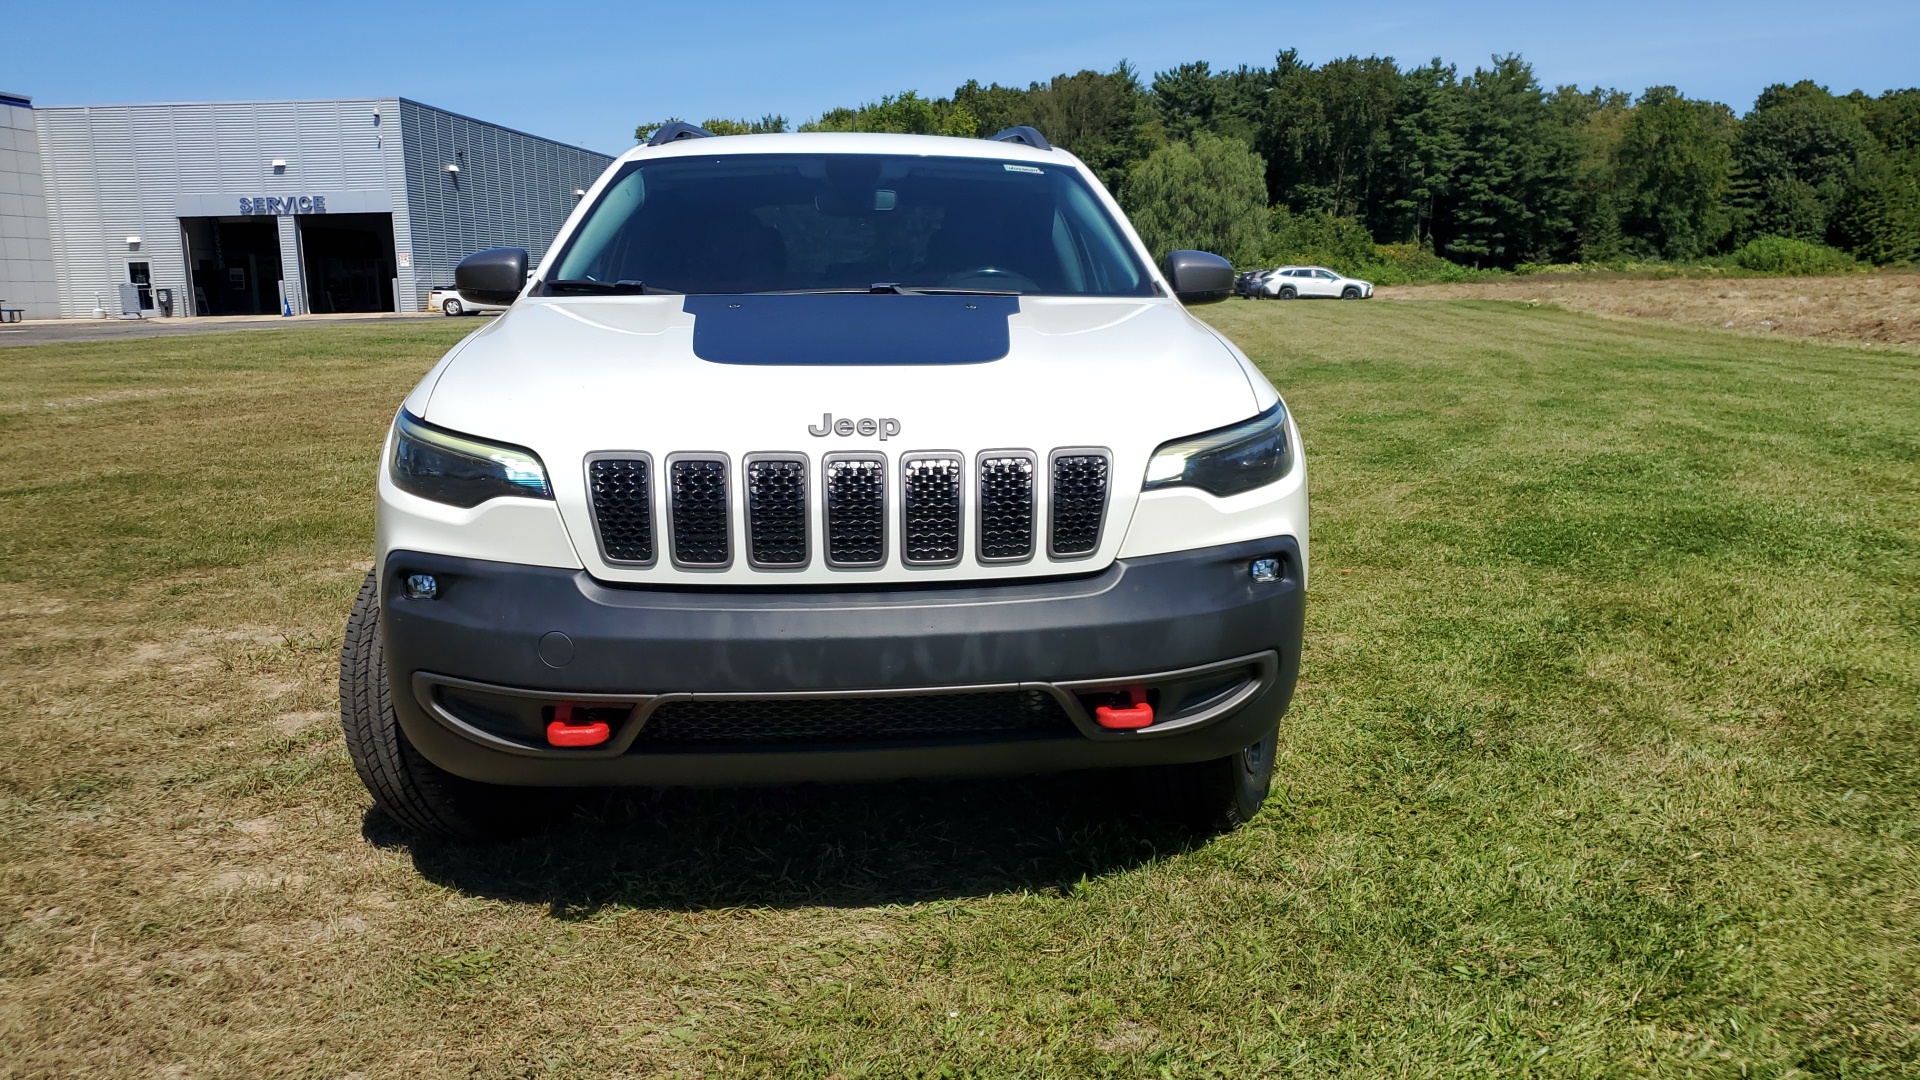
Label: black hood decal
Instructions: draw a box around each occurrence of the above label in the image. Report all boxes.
[684,294,1019,365]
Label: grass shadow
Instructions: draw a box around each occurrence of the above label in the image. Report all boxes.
[366,772,1204,916]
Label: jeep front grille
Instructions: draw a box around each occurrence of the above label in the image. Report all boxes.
[744,455,808,568]
[900,453,963,565]
[977,452,1036,562]
[668,456,730,567]
[590,446,1113,573]
[824,454,886,567]
[586,456,654,564]
[1048,450,1110,558]
[633,689,1074,747]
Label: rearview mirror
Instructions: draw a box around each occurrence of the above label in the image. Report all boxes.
[1163,250,1234,305]
[456,248,529,306]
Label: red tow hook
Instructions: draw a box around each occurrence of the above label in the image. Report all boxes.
[545,703,611,748]
[1093,687,1155,730]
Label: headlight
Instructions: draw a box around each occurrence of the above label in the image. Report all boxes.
[389,410,552,507]
[1142,401,1294,497]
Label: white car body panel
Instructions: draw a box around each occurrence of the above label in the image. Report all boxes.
[379,131,1308,588]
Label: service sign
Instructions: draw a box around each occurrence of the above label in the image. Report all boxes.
[239,195,328,215]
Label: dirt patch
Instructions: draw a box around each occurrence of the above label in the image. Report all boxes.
[1378,272,1920,348]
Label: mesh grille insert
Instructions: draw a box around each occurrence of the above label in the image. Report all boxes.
[977,453,1035,561]
[745,456,808,567]
[1049,451,1110,557]
[587,457,654,564]
[669,457,730,566]
[635,690,1074,747]
[825,455,886,566]
[901,455,962,565]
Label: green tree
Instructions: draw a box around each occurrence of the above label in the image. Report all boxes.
[800,92,942,134]
[1027,65,1163,192]
[1385,59,1466,245]
[1121,132,1269,266]
[634,116,785,141]
[1732,81,1875,242]
[1831,154,1920,263]
[1612,86,1738,259]
[1445,55,1580,266]
[1258,53,1403,221]
[1554,85,1633,260]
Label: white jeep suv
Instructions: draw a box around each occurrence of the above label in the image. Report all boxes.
[340,124,1309,839]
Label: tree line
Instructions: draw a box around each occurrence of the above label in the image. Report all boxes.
[635,52,1920,270]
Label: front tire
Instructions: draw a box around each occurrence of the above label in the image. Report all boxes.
[1277,286,1297,300]
[441,298,462,317]
[1145,723,1280,833]
[1341,286,1360,299]
[339,569,548,840]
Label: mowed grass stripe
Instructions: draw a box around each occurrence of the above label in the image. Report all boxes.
[0,304,1913,1076]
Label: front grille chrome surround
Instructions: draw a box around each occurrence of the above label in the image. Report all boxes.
[1047,447,1111,559]
[823,453,887,568]
[743,453,809,569]
[666,452,732,568]
[976,450,1037,563]
[585,452,656,566]
[899,452,964,566]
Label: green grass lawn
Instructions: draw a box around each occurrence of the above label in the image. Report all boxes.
[0,303,1914,1077]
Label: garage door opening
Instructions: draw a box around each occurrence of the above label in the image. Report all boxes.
[299,213,397,313]
[181,217,283,315]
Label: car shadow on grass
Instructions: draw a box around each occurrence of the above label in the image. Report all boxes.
[364,772,1204,916]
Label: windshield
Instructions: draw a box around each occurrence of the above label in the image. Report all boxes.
[547,153,1153,296]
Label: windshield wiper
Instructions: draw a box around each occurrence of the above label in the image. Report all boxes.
[545,279,674,295]
[750,283,1020,296]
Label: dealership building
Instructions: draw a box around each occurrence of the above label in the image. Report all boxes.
[1,92,611,319]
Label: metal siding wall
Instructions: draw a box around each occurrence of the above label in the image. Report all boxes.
[396,100,611,311]
[35,99,403,317]
[0,101,58,319]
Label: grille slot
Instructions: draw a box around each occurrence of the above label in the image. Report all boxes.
[824,454,886,567]
[900,453,963,565]
[586,455,654,564]
[1048,449,1110,558]
[668,455,730,567]
[744,455,808,568]
[977,451,1036,562]
[635,690,1074,747]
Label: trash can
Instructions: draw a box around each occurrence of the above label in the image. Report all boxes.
[155,288,174,317]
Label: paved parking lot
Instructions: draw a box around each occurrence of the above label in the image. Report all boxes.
[0,310,464,347]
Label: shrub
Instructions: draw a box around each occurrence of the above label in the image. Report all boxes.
[1730,236,1860,274]
[1264,209,1376,270]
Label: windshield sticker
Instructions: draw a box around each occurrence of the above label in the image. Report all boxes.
[1002,164,1044,174]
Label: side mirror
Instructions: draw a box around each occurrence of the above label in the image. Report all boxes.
[456,248,529,306]
[1163,250,1235,305]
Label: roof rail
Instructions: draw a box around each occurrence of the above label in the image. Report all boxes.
[989,126,1052,151]
[648,121,716,147]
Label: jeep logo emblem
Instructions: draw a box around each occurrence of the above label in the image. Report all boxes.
[808,413,900,440]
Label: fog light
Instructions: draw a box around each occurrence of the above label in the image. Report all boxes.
[1250,558,1280,583]
[403,574,439,600]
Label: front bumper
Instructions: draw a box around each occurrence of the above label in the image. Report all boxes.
[381,536,1304,786]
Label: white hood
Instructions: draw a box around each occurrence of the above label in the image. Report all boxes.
[404,293,1271,585]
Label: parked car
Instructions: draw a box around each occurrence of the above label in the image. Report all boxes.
[1233,269,1267,297]
[343,125,1307,841]
[1257,266,1373,300]
[427,286,507,316]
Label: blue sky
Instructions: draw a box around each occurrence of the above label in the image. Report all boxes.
[12,1,1916,155]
